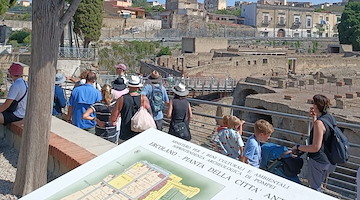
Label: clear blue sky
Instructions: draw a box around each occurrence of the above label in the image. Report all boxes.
[155,0,343,7]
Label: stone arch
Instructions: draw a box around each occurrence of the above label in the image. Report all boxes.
[233,88,258,118]
[247,106,273,124]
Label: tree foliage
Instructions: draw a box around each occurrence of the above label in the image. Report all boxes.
[157,46,172,57]
[8,28,31,44]
[0,0,16,15]
[132,0,148,8]
[215,9,241,17]
[338,1,360,51]
[98,41,159,73]
[73,0,103,48]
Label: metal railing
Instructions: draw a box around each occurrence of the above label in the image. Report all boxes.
[58,47,97,60]
[97,75,237,93]
[183,98,360,200]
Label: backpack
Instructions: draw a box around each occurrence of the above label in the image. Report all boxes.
[150,85,164,113]
[319,116,350,165]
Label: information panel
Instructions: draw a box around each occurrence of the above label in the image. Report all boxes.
[21,128,335,200]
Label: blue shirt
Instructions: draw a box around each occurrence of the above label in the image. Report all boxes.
[141,84,169,120]
[69,84,101,129]
[53,85,67,116]
[214,128,244,160]
[243,135,261,168]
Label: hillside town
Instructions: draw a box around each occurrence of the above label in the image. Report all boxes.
[0,0,360,200]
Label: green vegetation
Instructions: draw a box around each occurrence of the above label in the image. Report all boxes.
[132,0,148,8]
[157,46,172,57]
[338,1,360,51]
[314,8,325,12]
[215,9,241,17]
[8,28,30,44]
[0,0,16,15]
[145,5,165,14]
[98,41,160,73]
[311,41,319,53]
[73,0,103,48]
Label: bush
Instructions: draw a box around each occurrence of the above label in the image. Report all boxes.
[23,35,31,44]
[9,29,31,44]
[157,46,172,57]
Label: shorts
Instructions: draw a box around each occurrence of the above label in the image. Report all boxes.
[2,111,22,125]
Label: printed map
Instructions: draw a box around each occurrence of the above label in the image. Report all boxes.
[61,161,200,200]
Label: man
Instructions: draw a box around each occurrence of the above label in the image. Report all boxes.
[66,71,101,133]
[0,63,28,124]
[114,64,127,84]
[53,73,67,118]
[141,70,169,130]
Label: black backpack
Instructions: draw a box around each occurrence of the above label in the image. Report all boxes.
[320,116,350,165]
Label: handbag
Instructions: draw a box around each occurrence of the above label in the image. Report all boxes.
[131,95,156,132]
[6,80,27,113]
[172,121,191,141]
[170,107,191,141]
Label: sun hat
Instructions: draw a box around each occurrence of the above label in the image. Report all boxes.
[111,77,127,91]
[55,73,66,84]
[127,75,143,88]
[172,82,189,97]
[114,64,127,71]
[148,70,162,83]
[8,63,23,76]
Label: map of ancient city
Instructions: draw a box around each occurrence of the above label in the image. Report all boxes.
[61,161,200,200]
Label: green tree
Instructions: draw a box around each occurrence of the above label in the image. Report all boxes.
[132,0,148,8]
[338,1,360,51]
[13,0,81,195]
[215,9,241,16]
[0,0,16,15]
[8,29,30,44]
[73,0,103,48]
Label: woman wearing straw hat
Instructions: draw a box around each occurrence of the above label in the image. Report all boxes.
[110,75,151,143]
[167,82,193,141]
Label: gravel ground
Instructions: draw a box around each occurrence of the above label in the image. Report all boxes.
[0,138,18,200]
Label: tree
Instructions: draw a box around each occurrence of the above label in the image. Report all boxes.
[73,0,103,48]
[215,9,241,17]
[13,0,81,196]
[0,0,16,15]
[338,1,360,51]
[132,0,148,8]
[157,46,172,57]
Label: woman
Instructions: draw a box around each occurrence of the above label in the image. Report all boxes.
[83,84,118,143]
[167,82,192,141]
[292,94,336,192]
[0,63,28,125]
[110,75,151,143]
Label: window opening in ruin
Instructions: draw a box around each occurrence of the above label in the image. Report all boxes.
[248,61,251,65]
[254,60,257,65]
[263,59,268,64]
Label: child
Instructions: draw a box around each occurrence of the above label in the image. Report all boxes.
[214,116,245,160]
[241,119,274,168]
[217,115,231,133]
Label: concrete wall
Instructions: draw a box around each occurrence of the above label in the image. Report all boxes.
[182,37,228,53]
[195,37,228,53]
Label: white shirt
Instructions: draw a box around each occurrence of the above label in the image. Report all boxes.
[7,78,28,118]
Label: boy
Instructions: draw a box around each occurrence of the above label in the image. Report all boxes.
[241,119,274,168]
[217,115,230,133]
[214,116,245,160]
